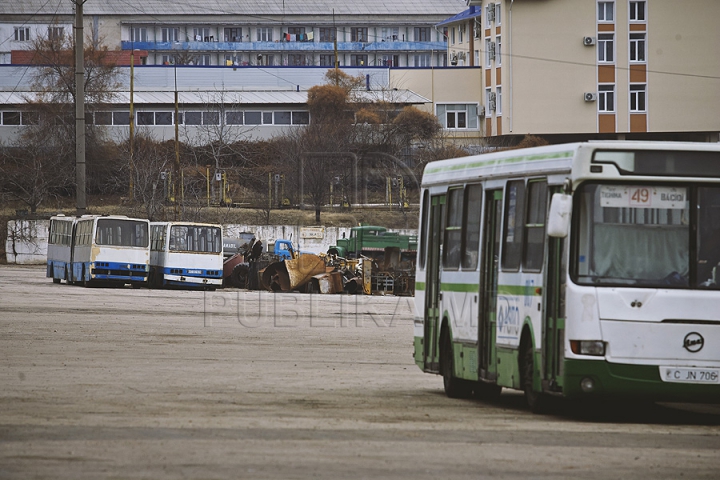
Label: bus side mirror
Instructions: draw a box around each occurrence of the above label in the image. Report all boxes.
[547,193,572,238]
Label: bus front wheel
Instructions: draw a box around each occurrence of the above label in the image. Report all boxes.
[520,337,549,413]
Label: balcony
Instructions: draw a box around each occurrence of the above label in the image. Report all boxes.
[121,40,446,53]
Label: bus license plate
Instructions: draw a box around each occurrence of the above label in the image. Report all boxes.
[660,366,720,384]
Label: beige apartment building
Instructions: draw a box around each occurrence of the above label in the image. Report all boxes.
[444,0,720,142]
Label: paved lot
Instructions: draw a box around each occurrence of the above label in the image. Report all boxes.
[1,265,719,479]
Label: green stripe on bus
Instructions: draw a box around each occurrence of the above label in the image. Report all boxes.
[497,284,543,296]
[416,283,542,295]
[425,150,574,175]
[440,283,480,292]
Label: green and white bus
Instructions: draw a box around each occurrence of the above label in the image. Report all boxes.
[414,141,720,410]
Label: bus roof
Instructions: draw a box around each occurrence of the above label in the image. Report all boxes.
[421,141,720,187]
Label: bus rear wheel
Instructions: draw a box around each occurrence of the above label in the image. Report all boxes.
[440,329,473,399]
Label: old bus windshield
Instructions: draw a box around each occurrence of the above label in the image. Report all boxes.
[95,219,149,247]
[574,184,720,289]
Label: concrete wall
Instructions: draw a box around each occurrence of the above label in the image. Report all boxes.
[5,220,417,264]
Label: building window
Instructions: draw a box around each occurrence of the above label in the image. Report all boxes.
[245,112,261,125]
[287,54,307,66]
[413,54,431,67]
[257,27,273,42]
[475,50,480,66]
[319,54,335,66]
[350,54,368,66]
[319,27,336,42]
[496,36,502,66]
[48,27,65,41]
[496,87,502,115]
[292,112,310,125]
[443,27,448,43]
[436,104,479,130]
[451,27,456,45]
[113,112,130,125]
[598,2,614,22]
[274,111,292,125]
[2,111,21,125]
[95,112,112,125]
[382,27,399,42]
[351,27,368,42]
[184,112,201,125]
[629,33,646,62]
[381,55,398,67]
[414,27,431,42]
[226,112,243,125]
[224,27,242,42]
[495,3,502,25]
[155,112,173,125]
[262,112,273,124]
[598,33,614,63]
[287,26,307,41]
[629,1,646,21]
[193,27,212,42]
[162,27,179,43]
[630,84,647,112]
[14,27,30,42]
[459,25,464,44]
[161,55,177,65]
[485,37,492,67]
[485,88,492,113]
[598,84,615,112]
[137,112,154,126]
[130,27,147,43]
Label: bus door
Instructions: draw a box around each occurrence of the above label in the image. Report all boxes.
[542,186,565,391]
[423,194,445,372]
[479,190,502,380]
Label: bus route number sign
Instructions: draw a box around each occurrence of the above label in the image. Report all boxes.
[600,186,687,209]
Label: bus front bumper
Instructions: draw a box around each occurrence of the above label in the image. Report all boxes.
[563,359,720,402]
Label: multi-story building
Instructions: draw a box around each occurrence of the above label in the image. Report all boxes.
[0,1,466,68]
[442,0,720,142]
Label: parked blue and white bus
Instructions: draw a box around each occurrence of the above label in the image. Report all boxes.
[149,222,223,289]
[47,215,150,287]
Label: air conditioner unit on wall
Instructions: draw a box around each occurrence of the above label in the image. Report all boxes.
[489,42,496,60]
[478,106,486,117]
[486,5,495,23]
[583,36,596,46]
[584,92,598,102]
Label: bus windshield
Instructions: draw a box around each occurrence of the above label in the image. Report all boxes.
[95,219,149,247]
[575,184,720,289]
[169,225,222,253]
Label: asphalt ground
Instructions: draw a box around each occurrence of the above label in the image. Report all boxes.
[1,265,719,479]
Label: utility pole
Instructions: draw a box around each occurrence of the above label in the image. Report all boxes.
[74,0,87,214]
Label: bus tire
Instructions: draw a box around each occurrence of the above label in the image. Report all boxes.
[440,328,473,399]
[520,336,549,413]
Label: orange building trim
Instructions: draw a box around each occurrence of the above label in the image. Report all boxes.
[630,114,647,132]
[495,67,501,85]
[599,114,616,133]
[497,116,502,136]
[597,24,615,32]
[598,64,615,83]
[629,24,646,32]
[486,68,492,87]
[629,64,646,83]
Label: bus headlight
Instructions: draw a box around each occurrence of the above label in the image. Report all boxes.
[570,340,605,356]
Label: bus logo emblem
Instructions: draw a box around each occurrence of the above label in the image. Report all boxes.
[683,332,704,353]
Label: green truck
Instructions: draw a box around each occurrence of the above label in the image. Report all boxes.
[328,225,418,260]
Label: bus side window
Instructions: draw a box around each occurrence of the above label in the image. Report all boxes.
[443,187,464,269]
[502,180,526,271]
[523,180,548,272]
[462,184,483,270]
[419,191,429,269]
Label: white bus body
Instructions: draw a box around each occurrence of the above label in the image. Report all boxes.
[149,222,223,289]
[414,141,720,409]
[47,215,150,286]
